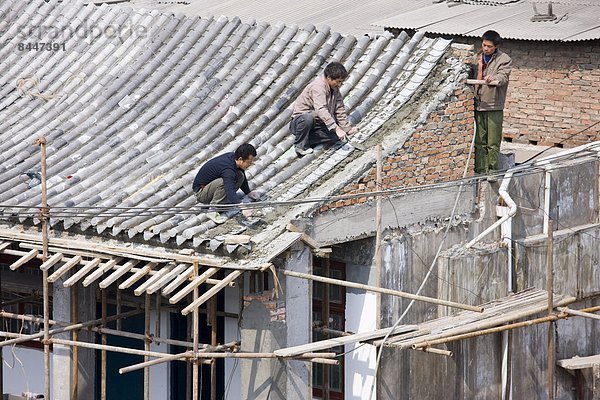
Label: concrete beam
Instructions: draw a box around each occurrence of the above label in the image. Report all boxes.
[311,185,477,246]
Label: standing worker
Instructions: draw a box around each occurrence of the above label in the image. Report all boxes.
[290,61,358,156]
[192,143,260,224]
[468,30,512,176]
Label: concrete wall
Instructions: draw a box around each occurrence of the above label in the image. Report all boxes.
[373,160,600,399]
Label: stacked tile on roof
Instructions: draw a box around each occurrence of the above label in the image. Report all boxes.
[0,0,451,253]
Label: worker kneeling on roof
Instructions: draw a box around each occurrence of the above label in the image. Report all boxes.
[290,61,358,157]
[192,143,260,224]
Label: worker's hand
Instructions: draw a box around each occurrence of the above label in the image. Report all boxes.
[242,208,253,218]
[247,191,261,201]
[347,126,358,136]
[485,75,494,83]
[335,126,347,140]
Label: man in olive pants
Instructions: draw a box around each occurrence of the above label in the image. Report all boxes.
[468,30,512,174]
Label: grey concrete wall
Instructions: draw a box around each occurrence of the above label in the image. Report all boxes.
[374,160,600,400]
[240,299,287,400]
[239,242,312,400]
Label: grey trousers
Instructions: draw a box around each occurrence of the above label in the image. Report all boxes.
[195,172,244,204]
[290,112,340,150]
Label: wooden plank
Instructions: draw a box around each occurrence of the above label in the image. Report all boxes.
[557,355,600,370]
[119,262,157,289]
[161,266,194,295]
[181,270,243,315]
[9,249,39,270]
[169,267,219,304]
[274,325,419,357]
[0,228,226,266]
[39,253,64,271]
[63,258,102,287]
[48,256,82,283]
[99,259,141,289]
[134,264,174,296]
[82,258,122,287]
[147,264,188,294]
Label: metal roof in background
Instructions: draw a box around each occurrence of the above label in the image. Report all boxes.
[129,0,433,37]
[374,0,600,41]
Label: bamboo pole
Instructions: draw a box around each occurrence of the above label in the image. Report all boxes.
[119,351,194,374]
[283,270,484,313]
[210,295,217,400]
[192,260,199,400]
[36,136,51,400]
[101,290,107,400]
[71,284,79,400]
[547,221,555,400]
[418,347,453,357]
[375,144,383,329]
[51,338,177,358]
[193,352,337,359]
[410,303,599,350]
[144,294,150,400]
[556,307,600,321]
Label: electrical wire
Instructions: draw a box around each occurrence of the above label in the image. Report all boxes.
[1,145,598,222]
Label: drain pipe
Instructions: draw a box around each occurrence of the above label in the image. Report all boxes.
[465,171,517,249]
[465,172,516,400]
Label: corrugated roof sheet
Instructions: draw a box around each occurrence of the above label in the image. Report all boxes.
[374,0,600,41]
[0,0,453,254]
[129,0,433,37]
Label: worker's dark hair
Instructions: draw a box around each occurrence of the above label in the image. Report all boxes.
[324,62,348,81]
[234,143,257,160]
[482,30,502,46]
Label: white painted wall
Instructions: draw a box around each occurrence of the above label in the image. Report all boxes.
[150,309,170,400]
[2,346,46,397]
[223,285,241,400]
[345,291,377,400]
[2,308,170,399]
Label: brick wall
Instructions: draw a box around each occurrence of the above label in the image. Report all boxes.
[321,84,475,211]
[465,39,600,147]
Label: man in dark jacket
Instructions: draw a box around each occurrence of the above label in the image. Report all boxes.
[468,30,512,175]
[290,61,358,156]
[192,143,260,223]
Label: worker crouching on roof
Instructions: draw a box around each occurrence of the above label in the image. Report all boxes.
[290,61,358,157]
[192,143,260,224]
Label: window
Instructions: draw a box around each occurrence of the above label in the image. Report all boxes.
[312,258,346,400]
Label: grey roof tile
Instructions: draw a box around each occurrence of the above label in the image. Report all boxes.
[0,0,453,253]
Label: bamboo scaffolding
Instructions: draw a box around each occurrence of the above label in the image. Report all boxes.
[71,284,79,400]
[101,290,107,400]
[557,307,600,321]
[144,294,150,400]
[0,311,195,348]
[547,221,555,400]
[418,347,453,357]
[51,338,179,358]
[0,308,142,347]
[283,270,484,313]
[192,261,199,400]
[36,136,51,400]
[119,351,194,374]
[409,302,597,350]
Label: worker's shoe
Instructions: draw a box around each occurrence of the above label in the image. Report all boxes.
[206,211,227,224]
[295,146,313,156]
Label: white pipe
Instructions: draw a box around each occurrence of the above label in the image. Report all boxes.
[543,169,552,235]
[465,172,516,248]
